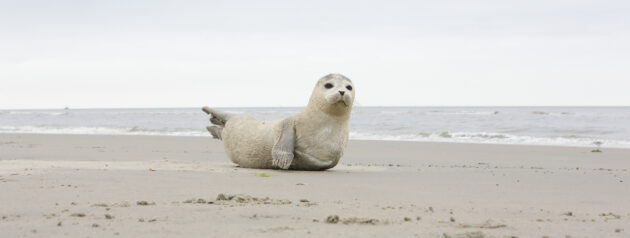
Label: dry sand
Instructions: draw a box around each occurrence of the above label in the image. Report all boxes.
[0,133,629,237]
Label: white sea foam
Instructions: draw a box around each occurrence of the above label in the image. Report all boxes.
[0,126,206,137]
[1,107,629,148]
[2,125,626,148]
[425,110,500,115]
[349,131,630,148]
[532,111,574,116]
[6,111,68,116]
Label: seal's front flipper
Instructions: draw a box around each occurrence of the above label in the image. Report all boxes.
[202,106,234,126]
[272,119,295,169]
[206,126,223,140]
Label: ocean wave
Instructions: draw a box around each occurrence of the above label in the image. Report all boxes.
[0,126,206,137]
[5,111,69,116]
[425,110,500,115]
[349,131,630,148]
[375,111,410,115]
[2,110,206,117]
[551,129,616,135]
[2,125,628,148]
[532,111,574,116]
[114,111,202,116]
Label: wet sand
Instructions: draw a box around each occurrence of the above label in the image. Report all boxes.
[0,133,629,237]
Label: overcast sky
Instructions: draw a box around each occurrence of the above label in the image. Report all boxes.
[1,0,629,109]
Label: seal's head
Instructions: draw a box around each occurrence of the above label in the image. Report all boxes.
[308,73,355,116]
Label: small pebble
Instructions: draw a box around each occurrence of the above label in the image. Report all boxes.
[216,194,228,201]
[326,215,339,224]
[136,201,154,206]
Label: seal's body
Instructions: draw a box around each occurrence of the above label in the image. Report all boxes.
[202,74,354,170]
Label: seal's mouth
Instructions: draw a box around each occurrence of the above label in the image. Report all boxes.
[325,93,351,107]
[335,100,348,107]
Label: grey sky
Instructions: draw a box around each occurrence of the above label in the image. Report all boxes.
[1,0,629,109]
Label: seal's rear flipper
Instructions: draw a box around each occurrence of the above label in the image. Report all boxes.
[202,106,234,126]
[206,126,223,140]
[294,151,334,169]
[271,119,295,169]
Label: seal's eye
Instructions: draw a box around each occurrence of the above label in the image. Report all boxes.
[346,85,352,91]
[324,83,333,89]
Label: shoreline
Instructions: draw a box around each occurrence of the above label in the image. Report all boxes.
[1,132,626,150]
[1,133,629,237]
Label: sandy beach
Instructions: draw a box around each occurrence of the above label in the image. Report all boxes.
[0,133,628,237]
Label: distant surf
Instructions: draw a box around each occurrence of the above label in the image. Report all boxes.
[1,107,629,148]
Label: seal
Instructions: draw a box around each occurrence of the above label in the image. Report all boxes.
[202,74,354,170]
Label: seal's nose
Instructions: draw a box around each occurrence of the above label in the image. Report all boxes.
[339,91,345,95]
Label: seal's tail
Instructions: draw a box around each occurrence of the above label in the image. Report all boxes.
[202,106,234,140]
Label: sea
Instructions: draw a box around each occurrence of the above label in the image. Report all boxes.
[1,107,629,148]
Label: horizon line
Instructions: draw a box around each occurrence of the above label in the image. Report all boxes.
[2,105,630,110]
